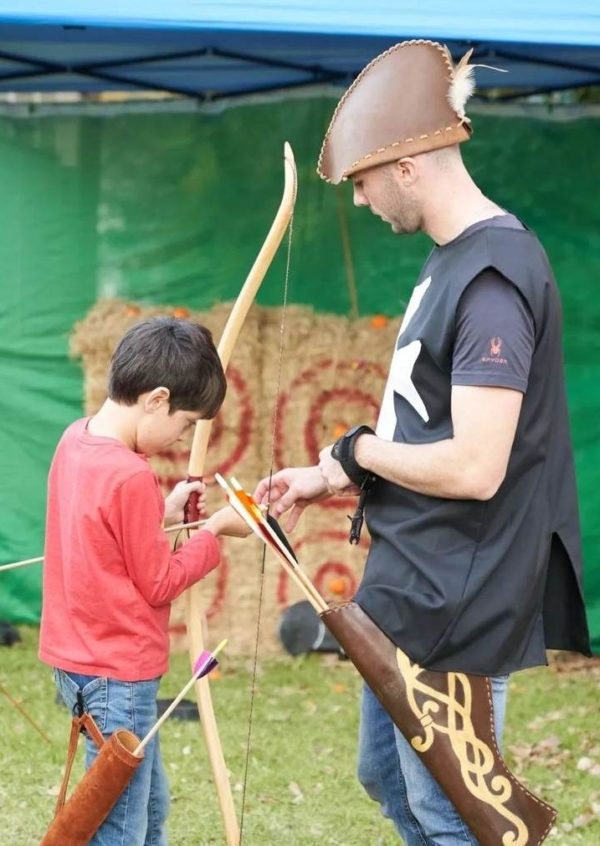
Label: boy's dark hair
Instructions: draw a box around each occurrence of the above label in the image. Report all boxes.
[108,317,226,417]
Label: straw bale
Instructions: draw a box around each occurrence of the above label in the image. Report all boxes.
[71,299,402,655]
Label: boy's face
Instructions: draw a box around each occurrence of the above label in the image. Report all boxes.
[136,390,202,455]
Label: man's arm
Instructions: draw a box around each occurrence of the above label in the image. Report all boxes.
[269,271,534,511]
[322,270,533,500]
[262,383,523,526]
[350,384,523,500]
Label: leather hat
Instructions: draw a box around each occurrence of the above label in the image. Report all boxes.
[317,40,474,184]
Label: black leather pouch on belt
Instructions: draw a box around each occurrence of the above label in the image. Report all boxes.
[321,602,557,846]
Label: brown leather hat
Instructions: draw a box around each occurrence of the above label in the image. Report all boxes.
[317,39,474,184]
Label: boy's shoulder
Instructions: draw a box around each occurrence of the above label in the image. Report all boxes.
[55,417,155,486]
[59,417,89,444]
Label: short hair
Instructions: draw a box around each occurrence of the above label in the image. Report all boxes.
[108,317,226,417]
[421,144,462,170]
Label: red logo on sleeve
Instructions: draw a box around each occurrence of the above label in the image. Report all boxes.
[481,336,507,365]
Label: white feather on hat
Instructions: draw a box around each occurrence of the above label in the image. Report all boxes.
[448,48,508,120]
[448,49,475,119]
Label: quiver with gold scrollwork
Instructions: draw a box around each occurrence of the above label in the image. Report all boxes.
[321,602,557,846]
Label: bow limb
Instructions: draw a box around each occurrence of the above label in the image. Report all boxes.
[184,143,297,846]
[187,141,297,481]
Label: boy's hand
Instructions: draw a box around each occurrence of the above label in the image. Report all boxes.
[204,505,253,539]
[253,466,330,532]
[164,480,206,526]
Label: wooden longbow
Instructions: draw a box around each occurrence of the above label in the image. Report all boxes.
[183,143,297,845]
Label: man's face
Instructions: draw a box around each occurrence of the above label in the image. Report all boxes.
[352,162,421,235]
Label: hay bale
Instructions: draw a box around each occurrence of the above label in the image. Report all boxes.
[71,300,401,655]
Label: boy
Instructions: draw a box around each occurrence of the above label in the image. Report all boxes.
[39,317,251,845]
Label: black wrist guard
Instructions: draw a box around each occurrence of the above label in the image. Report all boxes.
[331,424,376,489]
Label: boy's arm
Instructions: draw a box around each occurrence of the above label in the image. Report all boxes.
[108,470,220,607]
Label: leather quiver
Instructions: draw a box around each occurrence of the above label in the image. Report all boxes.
[322,602,557,846]
[40,713,143,846]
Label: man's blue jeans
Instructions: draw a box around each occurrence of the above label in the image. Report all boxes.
[54,669,169,846]
[358,675,509,845]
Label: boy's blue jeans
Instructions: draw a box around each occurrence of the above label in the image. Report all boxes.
[358,674,509,845]
[54,669,169,846]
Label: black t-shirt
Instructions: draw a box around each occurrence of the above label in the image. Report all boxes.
[452,216,534,393]
[452,270,534,392]
[356,214,591,675]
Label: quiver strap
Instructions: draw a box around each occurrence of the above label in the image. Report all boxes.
[40,713,143,846]
[322,602,557,846]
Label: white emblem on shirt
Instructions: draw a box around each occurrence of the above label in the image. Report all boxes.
[398,276,431,338]
[376,277,432,437]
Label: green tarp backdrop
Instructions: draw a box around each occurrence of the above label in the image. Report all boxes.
[0,97,599,650]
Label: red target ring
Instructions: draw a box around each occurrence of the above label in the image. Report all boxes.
[154,365,253,489]
[314,561,357,601]
[274,359,385,511]
[205,541,229,619]
[304,386,380,464]
[276,529,369,607]
[167,539,229,635]
[206,366,253,478]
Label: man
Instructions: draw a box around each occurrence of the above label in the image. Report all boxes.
[256,41,591,844]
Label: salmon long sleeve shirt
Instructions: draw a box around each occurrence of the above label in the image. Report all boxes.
[39,418,220,681]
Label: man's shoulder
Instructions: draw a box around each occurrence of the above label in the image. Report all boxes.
[436,218,551,287]
[459,216,538,249]
[471,216,545,255]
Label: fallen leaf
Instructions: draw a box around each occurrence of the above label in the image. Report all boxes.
[573,812,596,828]
[288,781,304,804]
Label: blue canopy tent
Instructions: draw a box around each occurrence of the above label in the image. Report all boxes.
[0,1,598,99]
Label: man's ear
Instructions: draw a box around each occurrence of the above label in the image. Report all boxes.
[395,157,418,186]
[144,386,171,412]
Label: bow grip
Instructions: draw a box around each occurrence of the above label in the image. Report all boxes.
[184,475,205,524]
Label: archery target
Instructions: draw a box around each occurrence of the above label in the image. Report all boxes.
[277,529,370,608]
[72,300,401,655]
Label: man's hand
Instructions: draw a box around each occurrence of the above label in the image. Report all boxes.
[164,480,205,526]
[254,466,330,532]
[318,444,361,495]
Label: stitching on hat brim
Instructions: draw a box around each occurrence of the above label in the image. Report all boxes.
[339,122,471,181]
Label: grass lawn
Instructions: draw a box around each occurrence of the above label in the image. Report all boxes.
[0,627,598,845]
